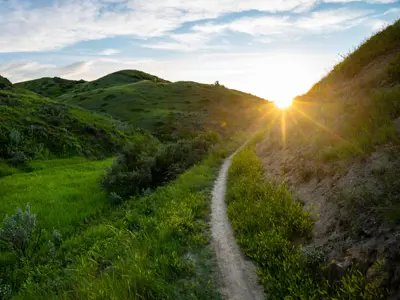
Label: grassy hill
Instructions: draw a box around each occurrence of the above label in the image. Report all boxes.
[14,77,86,98]
[58,79,267,139]
[290,19,400,160]
[0,78,141,172]
[14,70,169,99]
[17,69,267,140]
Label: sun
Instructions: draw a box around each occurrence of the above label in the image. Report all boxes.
[274,98,293,109]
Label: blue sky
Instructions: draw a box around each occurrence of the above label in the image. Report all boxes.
[0,0,398,100]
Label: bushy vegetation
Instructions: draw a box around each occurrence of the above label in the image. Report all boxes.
[226,144,385,299]
[0,140,239,298]
[0,76,12,90]
[0,85,139,167]
[103,131,220,199]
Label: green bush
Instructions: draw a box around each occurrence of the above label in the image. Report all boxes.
[0,76,11,90]
[103,131,220,200]
[0,204,40,261]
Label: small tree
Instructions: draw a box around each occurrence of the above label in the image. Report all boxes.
[214,81,220,86]
[0,204,42,261]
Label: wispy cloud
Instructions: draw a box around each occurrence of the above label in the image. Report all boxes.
[0,0,393,53]
[141,32,225,51]
[98,49,121,56]
[0,60,93,82]
[194,8,372,37]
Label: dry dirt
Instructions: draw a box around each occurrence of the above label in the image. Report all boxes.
[211,145,264,300]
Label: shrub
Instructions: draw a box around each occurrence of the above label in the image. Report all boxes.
[102,134,160,198]
[109,192,123,205]
[7,150,30,167]
[0,76,12,89]
[103,131,220,201]
[0,204,40,261]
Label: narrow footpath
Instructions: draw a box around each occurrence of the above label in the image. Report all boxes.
[211,146,264,300]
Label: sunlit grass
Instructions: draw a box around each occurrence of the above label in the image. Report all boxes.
[0,157,113,233]
[226,141,385,299]
[15,145,239,299]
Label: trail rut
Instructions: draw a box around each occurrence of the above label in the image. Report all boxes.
[211,146,264,300]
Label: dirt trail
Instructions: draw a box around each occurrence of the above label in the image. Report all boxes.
[211,145,264,300]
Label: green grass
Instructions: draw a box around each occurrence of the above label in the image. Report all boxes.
[12,70,268,141]
[12,146,238,299]
[286,20,400,161]
[14,77,85,98]
[14,70,168,99]
[226,142,384,299]
[58,79,267,139]
[0,85,138,162]
[0,157,113,234]
[312,19,400,84]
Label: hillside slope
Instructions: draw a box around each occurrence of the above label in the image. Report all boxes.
[255,19,400,297]
[14,77,86,98]
[58,78,267,139]
[0,76,138,170]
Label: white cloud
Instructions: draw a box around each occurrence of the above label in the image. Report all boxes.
[0,0,393,53]
[0,60,93,82]
[370,19,391,30]
[143,7,373,51]
[98,48,121,56]
[383,7,400,15]
[141,31,226,51]
[193,8,372,37]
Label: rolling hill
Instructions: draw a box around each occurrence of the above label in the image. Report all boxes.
[0,77,141,173]
[17,70,268,140]
[13,77,86,98]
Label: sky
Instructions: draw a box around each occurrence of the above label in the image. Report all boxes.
[0,0,399,101]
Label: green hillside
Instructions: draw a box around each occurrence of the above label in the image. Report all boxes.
[16,69,267,140]
[58,79,267,139]
[0,79,138,170]
[14,77,86,98]
[14,70,168,99]
[85,69,169,89]
[290,19,400,160]
[240,19,400,298]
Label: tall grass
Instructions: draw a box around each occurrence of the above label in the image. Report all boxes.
[226,143,384,299]
[0,134,247,299]
[15,152,228,299]
[0,157,113,233]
